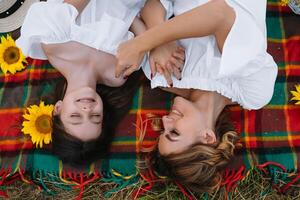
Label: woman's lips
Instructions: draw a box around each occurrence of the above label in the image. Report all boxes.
[170,107,184,117]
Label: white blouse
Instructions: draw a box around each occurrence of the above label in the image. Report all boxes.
[142,0,278,110]
[16,0,146,59]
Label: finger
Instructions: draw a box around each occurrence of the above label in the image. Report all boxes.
[170,57,183,71]
[115,62,127,78]
[173,67,182,80]
[168,61,181,80]
[149,58,156,78]
[166,62,173,75]
[177,46,185,52]
[175,48,185,59]
[156,63,163,75]
[172,51,185,61]
[123,65,138,77]
[158,64,173,87]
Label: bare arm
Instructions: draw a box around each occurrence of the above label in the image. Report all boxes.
[129,17,147,36]
[139,0,185,84]
[63,0,90,13]
[115,0,234,78]
[140,0,166,28]
[136,1,223,52]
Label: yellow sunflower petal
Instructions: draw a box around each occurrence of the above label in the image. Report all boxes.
[0,63,8,74]
[1,36,7,43]
[291,98,300,102]
[23,113,32,121]
[6,35,14,43]
[295,85,300,93]
[291,91,300,99]
[44,136,51,144]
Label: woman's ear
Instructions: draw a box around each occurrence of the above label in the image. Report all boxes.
[201,129,216,144]
[54,100,63,116]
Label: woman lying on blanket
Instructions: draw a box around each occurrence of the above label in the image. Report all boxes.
[16,0,185,165]
[115,0,278,193]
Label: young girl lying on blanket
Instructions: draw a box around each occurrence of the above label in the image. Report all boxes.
[16,0,185,165]
[115,0,278,193]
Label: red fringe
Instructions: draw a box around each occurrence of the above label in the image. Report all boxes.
[1,160,299,199]
[0,169,11,198]
[255,162,300,193]
[0,191,9,199]
[281,172,300,193]
[63,171,100,200]
[174,181,194,200]
[256,161,286,175]
[132,170,154,199]
[0,169,9,185]
[221,165,245,192]
[133,168,195,200]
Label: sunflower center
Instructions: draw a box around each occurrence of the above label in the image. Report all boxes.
[3,46,20,64]
[35,114,52,134]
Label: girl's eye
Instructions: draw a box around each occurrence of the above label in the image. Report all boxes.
[71,114,80,117]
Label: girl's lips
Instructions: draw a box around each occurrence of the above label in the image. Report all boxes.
[76,98,95,103]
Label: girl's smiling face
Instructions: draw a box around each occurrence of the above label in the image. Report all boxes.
[54,87,103,141]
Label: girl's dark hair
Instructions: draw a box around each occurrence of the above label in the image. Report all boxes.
[52,71,143,166]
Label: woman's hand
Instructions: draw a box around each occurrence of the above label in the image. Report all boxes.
[150,41,185,86]
[115,38,146,78]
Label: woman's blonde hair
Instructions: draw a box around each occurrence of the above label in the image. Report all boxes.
[138,109,239,193]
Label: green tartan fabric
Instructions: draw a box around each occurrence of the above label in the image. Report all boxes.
[0,0,300,198]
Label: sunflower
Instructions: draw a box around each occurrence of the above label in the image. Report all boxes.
[22,101,54,148]
[280,0,289,5]
[0,35,27,75]
[291,85,300,105]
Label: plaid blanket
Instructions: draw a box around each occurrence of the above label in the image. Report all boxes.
[0,0,300,198]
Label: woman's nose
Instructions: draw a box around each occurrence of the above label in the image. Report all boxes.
[162,115,174,129]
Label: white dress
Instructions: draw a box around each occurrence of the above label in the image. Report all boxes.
[142,0,278,110]
[16,0,146,59]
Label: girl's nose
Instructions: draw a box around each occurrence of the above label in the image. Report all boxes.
[81,106,90,111]
[79,103,94,112]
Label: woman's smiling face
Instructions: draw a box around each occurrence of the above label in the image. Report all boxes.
[158,96,216,155]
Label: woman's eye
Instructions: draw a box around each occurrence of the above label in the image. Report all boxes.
[170,130,180,136]
[71,114,80,117]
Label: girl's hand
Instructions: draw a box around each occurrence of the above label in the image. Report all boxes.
[115,39,146,78]
[150,41,185,86]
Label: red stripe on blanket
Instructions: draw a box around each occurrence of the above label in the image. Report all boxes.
[0,112,22,137]
[0,70,61,83]
[286,39,300,63]
[0,140,33,151]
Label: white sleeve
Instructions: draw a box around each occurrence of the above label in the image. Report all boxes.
[16,2,78,59]
[237,57,277,110]
[159,0,174,19]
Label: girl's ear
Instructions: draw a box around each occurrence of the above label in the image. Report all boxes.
[54,100,63,116]
[201,129,216,144]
